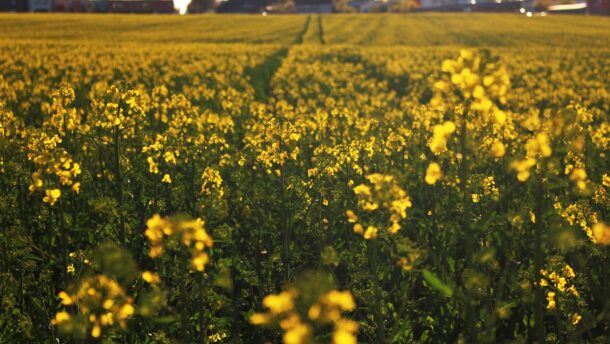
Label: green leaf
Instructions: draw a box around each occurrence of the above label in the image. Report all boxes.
[152,316,179,325]
[422,269,453,298]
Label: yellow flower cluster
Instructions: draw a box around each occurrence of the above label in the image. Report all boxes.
[511,132,552,182]
[250,288,358,344]
[569,168,588,191]
[428,121,456,155]
[52,275,135,338]
[92,83,144,130]
[143,135,178,178]
[433,49,509,119]
[26,132,81,205]
[348,173,412,239]
[144,214,214,272]
[425,162,443,185]
[555,201,599,243]
[201,167,224,199]
[248,117,301,176]
[592,222,610,246]
[43,86,87,137]
[540,265,579,309]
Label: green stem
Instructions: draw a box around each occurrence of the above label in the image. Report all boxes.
[199,273,207,343]
[369,239,386,344]
[279,135,290,283]
[459,114,475,341]
[113,109,125,244]
[533,178,545,342]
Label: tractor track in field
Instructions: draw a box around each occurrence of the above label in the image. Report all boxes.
[317,15,325,44]
[246,15,315,102]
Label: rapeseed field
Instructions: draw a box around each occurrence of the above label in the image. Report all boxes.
[1,13,610,343]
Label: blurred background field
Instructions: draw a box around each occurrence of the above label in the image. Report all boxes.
[1,13,610,46]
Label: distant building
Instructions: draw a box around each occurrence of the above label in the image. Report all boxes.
[546,2,586,14]
[588,0,610,14]
[295,0,333,12]
[29,0,52,11]
[52,0,105,11]
[187,0,216,13]
[108,0,175,13]
[418,0,469,8]
[416,0,523,11]
[0,0,29,11]
[216,0,269,13]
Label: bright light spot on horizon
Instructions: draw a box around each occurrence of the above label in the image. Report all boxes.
[174,0,190,14]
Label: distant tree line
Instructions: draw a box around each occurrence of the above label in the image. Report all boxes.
[187,0,216,13]
[185,0,419,14]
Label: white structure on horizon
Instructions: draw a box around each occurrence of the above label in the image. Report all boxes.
[29,0,51,11]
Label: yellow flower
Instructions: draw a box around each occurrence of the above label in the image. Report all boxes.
[283,322,312,344]
[353,184,371,197]
[333,320,358,344]
[567,285,580,297]
[363,201,379,211]
[388,221,401,235]
[346,210,358,223]
[58,291,73,305]
[592,222,610,245]
[118,304,135,319]
[526,133,552,159]
[249,312,273,325]
[425,162,442,185]
[569,168,587,191]
[441,59,458,73]
[512,158,536,182]
[147,157,159,174]
[263,290,296,315]
[91,324,102,338]
[363,226,378,240]
[161,173,172,184]
[563,265,576,279]
[546,291,556,310]
[571,313,582,325]
[163,151,177,165]
[492,108,507,124]
[429,121,456,155]
[29,171,43,193]
[142,271,161,285]
[191,251,210,272]
[324,291,356,311]
[332,330,357,344]
[43,188,61,206]
[103,299,115,310]
[442,121,456,134]
[491,141,506,158]
[51,311,71,325]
